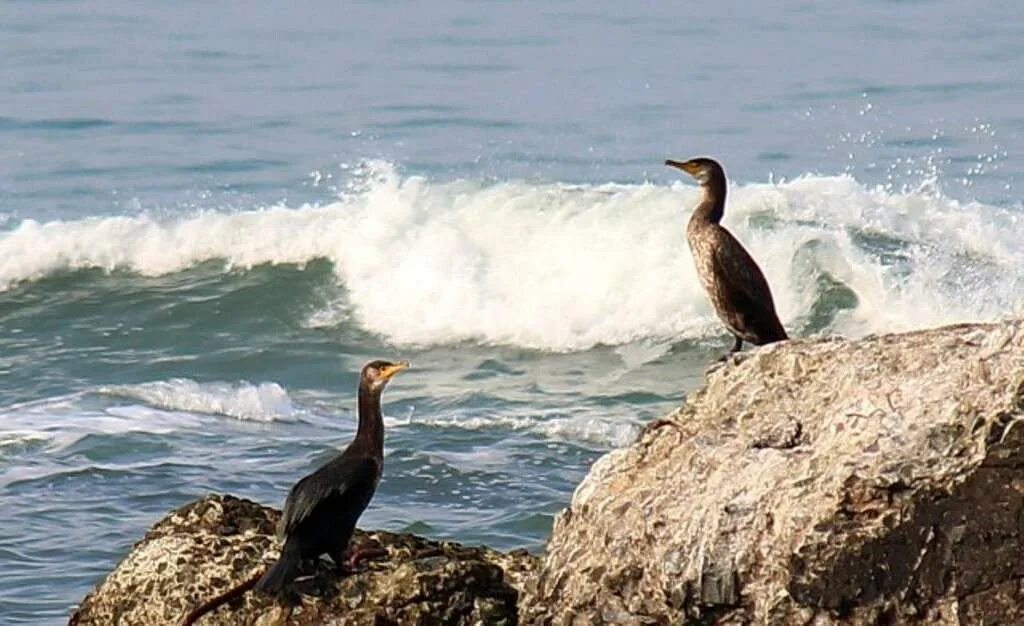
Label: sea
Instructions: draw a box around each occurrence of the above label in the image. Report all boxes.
[1,2,1023,623]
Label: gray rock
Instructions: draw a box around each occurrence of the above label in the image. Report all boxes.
[70,494,539,625]
[71,320,1024,625]
[530,320,1024,625]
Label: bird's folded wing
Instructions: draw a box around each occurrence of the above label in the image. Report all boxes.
[711,229,776,315]
[278,456,378,538]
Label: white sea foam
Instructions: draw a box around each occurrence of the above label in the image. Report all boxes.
[0,393,189,457]
[388,409,640,448]
[0,431,49,450]
[0,381,296,457]
[2,161,1022,350]
[99,379,297,422]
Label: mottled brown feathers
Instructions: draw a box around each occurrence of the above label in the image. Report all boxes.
[670,157,787,350]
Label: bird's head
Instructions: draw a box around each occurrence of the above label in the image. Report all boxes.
[361,360,410,392]
[664,157,725,186]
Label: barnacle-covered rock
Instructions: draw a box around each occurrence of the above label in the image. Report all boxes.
[70,494,539,625]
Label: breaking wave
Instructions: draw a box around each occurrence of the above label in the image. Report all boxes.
[1,161,1021,350]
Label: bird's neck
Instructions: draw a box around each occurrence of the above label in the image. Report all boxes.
[691,177,726,226]
[355,384,385,455]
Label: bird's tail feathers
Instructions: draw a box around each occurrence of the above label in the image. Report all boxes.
[255,541,301,595]
[179,569,261,626]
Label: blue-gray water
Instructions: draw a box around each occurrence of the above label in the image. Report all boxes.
[2,2,1023,623]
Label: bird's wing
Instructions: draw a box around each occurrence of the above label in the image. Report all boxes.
[710,228,786,340]
[278,454,379,539]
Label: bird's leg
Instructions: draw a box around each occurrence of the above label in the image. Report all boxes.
[328,544,388,576]
[327,549,349,575]
[292,557,316,583]
[343,545,388,572]
[716,336,743,363]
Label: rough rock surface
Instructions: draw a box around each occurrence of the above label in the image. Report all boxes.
[70,494,539,625]
[531,320,1024,625]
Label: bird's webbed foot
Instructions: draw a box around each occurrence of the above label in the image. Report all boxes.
[325,549,354,576]
[343,545,388,572]
[713,336,744,364]
[727,335,743,355]
[328,543,388,576]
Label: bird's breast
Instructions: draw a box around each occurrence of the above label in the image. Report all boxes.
[686,229,720,294]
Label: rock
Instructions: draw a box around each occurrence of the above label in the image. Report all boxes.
[71,320,1024,625]
[530,320,1024,625]
[70,494,539,626]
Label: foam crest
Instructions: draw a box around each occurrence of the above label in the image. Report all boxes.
[0,392,200,456]
[2,162,1022,349]
[389,410,640,448]
[99,379,296,422]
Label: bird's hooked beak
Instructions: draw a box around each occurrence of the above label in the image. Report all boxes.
[379,360,410,382]
[665,159,697,175]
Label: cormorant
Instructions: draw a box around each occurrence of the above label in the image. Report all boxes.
[665,157,787,356]
[180,360,409,625]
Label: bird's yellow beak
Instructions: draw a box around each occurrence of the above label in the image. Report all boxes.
[665,159,696,174]
[379,361,410,381]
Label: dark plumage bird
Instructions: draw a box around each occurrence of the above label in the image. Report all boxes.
[257,359,407,592]
[180,360,409,626]
[665,157,787,356]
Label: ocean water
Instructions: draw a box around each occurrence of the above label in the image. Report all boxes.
[2,2,1023,622]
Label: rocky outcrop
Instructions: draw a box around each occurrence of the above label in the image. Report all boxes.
[70,494,539,625]
[531,320,1024,624]
[72,320,1024,625]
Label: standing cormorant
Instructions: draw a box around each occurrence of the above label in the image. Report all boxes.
[180,360,409,626]
[665,157,787,356]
